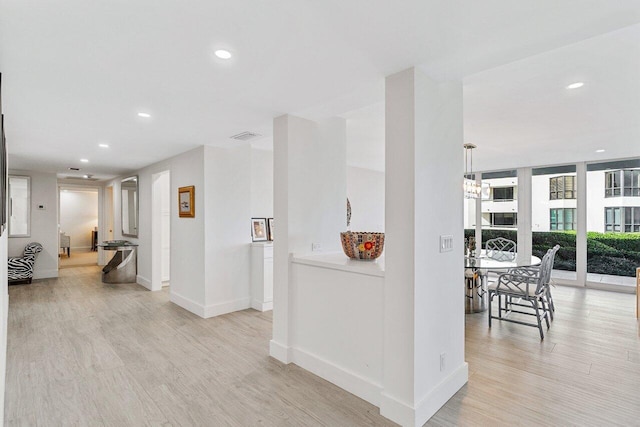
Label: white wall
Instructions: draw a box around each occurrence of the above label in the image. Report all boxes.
[204,146,252,315]
[290,260,384,405]
[8,170,58,279]
[251,148,273,219]
[107,145,256,319]
[347,166,384,232]
[60,189,98,249]
[271,115,347,363]
[159,173,170,281]
[106,147,205,304]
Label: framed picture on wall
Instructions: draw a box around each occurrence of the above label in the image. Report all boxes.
[178,186,195,218]
[251,218,268,242]
[267,218,274,241]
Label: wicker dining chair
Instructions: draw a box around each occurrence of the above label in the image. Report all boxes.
[488,247,555,339]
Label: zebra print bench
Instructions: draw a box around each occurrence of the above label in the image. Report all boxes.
[8,242,43,284]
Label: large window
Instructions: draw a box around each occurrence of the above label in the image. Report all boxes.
[605,169,640,197]
[624,207,640,232]
[623,170,640,197]
[605,171,621,197]
[604,207,621,232]
[8,175,30,237]
[549,175,576,200]
[492,186,514,201]
[491,213,517,227]
[550,208,576,230]
[603,207,640,232]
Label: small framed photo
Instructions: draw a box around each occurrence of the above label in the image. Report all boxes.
[178,186,195,218]
[267,218,274,241]
[251,218,268,242]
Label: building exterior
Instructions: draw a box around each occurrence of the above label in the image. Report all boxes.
[464,165,640,234]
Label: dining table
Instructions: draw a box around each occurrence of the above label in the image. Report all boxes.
[464,251,541,313]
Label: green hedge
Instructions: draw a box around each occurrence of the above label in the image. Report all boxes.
[464,229,640,277]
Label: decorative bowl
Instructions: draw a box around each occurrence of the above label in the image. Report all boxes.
[340,231,385,260]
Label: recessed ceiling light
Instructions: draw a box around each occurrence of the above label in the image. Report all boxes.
[80,159,89,163]
[83,175,89,179]
[99,143,109,148]
[214,49,232,59]
[567,82,584,89]
[595,149,605,153]
[137,112,151,118]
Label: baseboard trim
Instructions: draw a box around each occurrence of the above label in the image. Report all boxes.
[291,347,382,407]
[203,297,251,318]
[33,269,59,280]
[136,275,152,290]
[169,291,206,318]
[251,299,273,312]
[269,340,292,364]
[585,281,636,294]
[414,362,468,426]
[380,362,468,427]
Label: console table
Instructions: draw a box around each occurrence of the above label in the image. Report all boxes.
[98,241,138,283]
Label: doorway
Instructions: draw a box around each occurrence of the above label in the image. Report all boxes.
[59,186,99,268]
[151,170,170,291]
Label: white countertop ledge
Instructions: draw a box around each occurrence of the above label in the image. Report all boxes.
[291,252,385,277]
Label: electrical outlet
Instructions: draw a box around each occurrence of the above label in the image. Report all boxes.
[440,352,446,371]
[440,235,453,253]
[312,243,322,252]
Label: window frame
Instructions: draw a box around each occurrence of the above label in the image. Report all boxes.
[550,208,577,231]
[604,207,622,232]
[491,186,515,202]
[623,206,640,232]
[549,175,576,200]
[622,170,640,197]
[605,170,622,197]
[8,175,31,238]
[490,212,517,227]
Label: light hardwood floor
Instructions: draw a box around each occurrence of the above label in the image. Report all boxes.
[5,266,640,426]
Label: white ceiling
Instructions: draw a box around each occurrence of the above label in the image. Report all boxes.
[344,23,640,173]
[1,1,639,179]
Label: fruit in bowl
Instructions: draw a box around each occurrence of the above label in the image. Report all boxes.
[340,231,385,260]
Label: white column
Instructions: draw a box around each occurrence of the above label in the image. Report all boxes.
[383,67,468,427]
[475,176,482,256]
[575,162,587,285]
[517,167,532,264]
[270,115,347,363]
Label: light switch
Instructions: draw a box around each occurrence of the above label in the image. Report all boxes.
[440,235,453,253]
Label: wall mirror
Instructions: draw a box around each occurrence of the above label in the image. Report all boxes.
[8,175,30,237]
[121,176,138,237]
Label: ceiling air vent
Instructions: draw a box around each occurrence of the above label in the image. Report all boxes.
[68,167,81,171]
[64,175,99,181]
[229,131,261,141]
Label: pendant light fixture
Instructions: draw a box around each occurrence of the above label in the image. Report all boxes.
[463,143,489,199]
